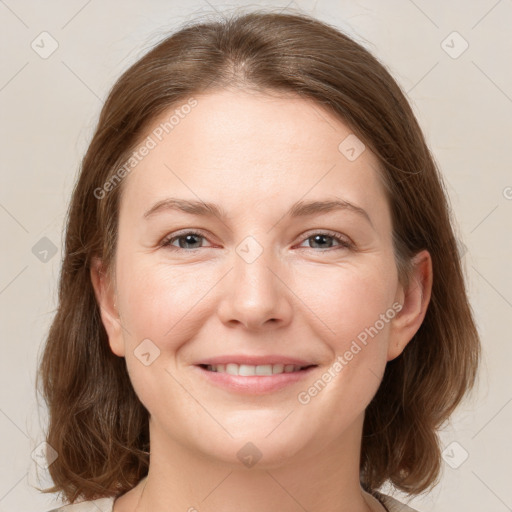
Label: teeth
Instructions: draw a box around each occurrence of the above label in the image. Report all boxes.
[205,363,305,375]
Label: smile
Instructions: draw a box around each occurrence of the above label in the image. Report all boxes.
[194,363,318,394]
[200,363,314,375]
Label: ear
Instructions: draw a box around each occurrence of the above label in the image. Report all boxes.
[90,256,125,357]
[387,249,433,361]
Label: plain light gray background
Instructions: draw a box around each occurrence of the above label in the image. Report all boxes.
[1,0,511,511]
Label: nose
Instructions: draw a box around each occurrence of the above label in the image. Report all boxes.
[216,245,293,331]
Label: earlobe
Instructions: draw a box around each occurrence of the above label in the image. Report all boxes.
[90,257,125,357]
[387,250,433,361]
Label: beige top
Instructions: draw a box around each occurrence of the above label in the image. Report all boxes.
[46,490,420,512]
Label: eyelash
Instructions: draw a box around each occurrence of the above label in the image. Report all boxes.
[160,230,354,252]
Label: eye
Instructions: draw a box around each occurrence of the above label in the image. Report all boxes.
[297,231,353,251]
[161,231,211,251]
[160,230,353,252]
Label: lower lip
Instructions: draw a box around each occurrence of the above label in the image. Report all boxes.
[193,365,318,394]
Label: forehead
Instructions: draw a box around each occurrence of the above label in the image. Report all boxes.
[119,89,389,223]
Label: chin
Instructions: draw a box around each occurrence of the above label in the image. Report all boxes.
[186,423,316,470]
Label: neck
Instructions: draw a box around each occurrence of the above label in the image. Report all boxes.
[122,413,378,512]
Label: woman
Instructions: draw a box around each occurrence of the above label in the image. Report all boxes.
[36,9,480,512]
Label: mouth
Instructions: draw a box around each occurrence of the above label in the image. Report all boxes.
[193,363,319,394]
[197,363,317,376]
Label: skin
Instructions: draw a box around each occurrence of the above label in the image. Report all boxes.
[91,88,432,512]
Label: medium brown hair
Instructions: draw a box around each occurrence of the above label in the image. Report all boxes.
[36,8,480,503]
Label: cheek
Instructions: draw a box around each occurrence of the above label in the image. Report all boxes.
[294,259,397,349]
[115,261,206,414]
[117,259,209,338]
[290,264,398,443]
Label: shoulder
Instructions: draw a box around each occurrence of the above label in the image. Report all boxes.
[45,496,115,512]
[374,491,421,512]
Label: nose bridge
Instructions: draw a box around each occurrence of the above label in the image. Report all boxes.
[217,234,292,329]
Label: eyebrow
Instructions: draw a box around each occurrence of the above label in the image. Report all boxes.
[143,197,373,228]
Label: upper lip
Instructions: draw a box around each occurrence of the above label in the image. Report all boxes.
[195,355,317,367]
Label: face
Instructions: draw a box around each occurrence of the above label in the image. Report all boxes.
[93,88,427,468]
